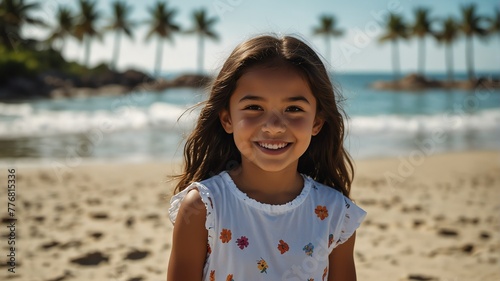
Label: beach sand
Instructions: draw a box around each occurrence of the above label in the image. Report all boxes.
[1,151,498,281]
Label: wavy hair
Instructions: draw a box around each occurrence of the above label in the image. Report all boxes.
[173,34,354,198]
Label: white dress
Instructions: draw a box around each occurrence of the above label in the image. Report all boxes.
[169,171,367,281]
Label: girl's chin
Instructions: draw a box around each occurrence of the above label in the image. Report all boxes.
[244,158,299,173]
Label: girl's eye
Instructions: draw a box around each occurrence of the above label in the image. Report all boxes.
[285,106,303,112]
[243,105,262,111]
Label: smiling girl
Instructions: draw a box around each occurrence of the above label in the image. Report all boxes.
[167,34,366,281]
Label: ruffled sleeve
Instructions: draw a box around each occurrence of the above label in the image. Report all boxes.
[334,196,367,248]
[168,182,216,247]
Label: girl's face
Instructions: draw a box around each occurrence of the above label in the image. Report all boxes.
[219,65,324,173]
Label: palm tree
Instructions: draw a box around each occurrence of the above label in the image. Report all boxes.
[411,7,433,76]
[459,4,487,80]
[74,0,102,68]
[106,1,134,71]
[0,0,45,50]
[379,13,408,81]
[312,15,343,65]
[435,17,459,81]
[488,8,500,37]
[145,1,180,76]
[487,9,500,74]
[186,8,218,73]
[46,6,75,53]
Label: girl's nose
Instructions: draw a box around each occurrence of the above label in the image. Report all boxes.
[262,110,286,134]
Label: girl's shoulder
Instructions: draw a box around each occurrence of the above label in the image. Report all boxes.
[306,177,363,213]
[306,176,344,198]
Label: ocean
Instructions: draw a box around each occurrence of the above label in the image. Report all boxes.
[1,73,499,165]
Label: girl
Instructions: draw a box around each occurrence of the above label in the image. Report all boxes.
[167,34,366,281]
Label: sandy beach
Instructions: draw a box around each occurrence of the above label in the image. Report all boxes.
[1,150,499,281]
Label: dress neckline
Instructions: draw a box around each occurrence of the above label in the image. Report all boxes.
[220,170,312,214]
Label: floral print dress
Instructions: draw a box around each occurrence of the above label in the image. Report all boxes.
[169,171,367,281]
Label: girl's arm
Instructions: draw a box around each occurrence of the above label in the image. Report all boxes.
[328,231,357,281]
[167,189,208,281]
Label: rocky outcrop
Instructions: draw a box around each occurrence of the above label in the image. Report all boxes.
[0,76,52,100]
[140,74,212,92]
[0,70,212,100]
[371,73,500,91]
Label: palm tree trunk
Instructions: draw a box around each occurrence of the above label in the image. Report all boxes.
[325,35,331,65]
[465,35,474,80]
[84,35,91,68]
[392,39,400,81]
[60,37,66,55]
[445,43,454,82]
[197,34,204,73]
[418,36,425,76]
[112,31,122,71]
[1,26,16,50]
[155,36,164,76]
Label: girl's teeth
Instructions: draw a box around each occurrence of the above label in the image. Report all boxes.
[259,143,288,150]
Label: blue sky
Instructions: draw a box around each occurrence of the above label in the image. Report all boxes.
[24,0,500,75]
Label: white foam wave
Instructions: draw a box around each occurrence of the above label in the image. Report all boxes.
[348,109,500,134]
[0,102,498,139]
[0,102,199,139]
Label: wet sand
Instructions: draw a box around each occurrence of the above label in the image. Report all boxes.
[1,151,499,281]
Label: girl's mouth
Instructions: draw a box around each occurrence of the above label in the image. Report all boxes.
[258,142,289,149]
[255,142,292,155]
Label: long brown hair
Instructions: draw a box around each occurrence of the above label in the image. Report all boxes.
[173,34,354,197]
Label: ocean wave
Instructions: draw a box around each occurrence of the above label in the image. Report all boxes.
[0,102,199,139]
[348,109,500,134]
[0,102,498,139]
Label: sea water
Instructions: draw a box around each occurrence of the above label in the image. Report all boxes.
[0,73,499,164]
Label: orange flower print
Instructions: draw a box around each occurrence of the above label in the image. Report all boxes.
[220,228,232,243]
[257,257,268,274]
[207,243,212,254]
[226,274,234,281]
[277,239,289,254]
[322,267,328,280]
[328,234,334,248]
[315,205,328,220]
[210,270,215,281]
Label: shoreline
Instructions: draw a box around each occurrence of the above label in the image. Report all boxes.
[1,148,497,167]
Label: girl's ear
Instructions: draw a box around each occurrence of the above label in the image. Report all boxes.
[312,115,324,136]
[219,109,233,134]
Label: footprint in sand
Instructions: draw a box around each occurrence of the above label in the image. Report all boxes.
[437,228,458,237]
[127,277,144,281]
[413,219,425,228]
[89,232,104,240]
[70,251,109,266]
[408,274,437,281]
[89,212,109,220]
[41,241,60,249]
[33,216,45,223]
[480,231,491,240]
[126,216,135,228]
[124,249,150,260]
